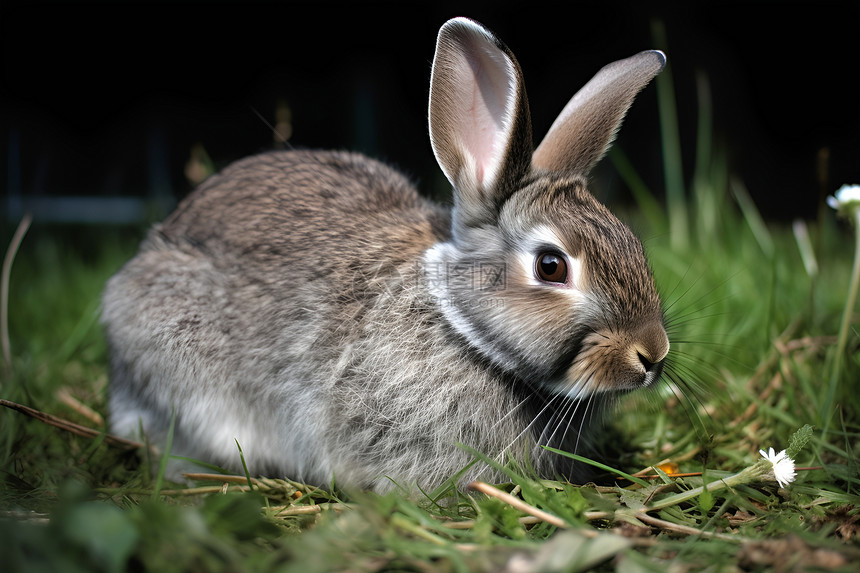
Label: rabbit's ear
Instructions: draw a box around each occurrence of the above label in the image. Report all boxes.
[533,50,665,175]
[429,18,532,233]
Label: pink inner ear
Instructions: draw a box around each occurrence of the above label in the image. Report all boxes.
[456,42,515,189]
[475,161,485,184]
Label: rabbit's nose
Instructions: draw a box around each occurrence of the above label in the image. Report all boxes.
[637,350,665,381]
[633,322,669,375]
[637,350,660,372]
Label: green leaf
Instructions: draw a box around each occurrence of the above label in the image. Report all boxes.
[60,502,139,573]
[698,482,715,514]
[525,529,633,572]
[786,424,814,459]
[619,488,648,512]
[698,467,715,513]
[203,493,280,541]
[564,485,589,516]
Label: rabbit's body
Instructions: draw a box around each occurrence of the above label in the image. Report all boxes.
[105,150,543,487]
[103,18,670,492]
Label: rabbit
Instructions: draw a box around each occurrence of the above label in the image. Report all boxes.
[101,17,669,493]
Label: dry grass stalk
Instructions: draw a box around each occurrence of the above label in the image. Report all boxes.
[467,480,569,530]
[56,386,105,426]
[1,213,32,379]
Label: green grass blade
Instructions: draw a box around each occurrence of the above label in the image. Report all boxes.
[542,447,650,487]
[651,18,688,250]
[730,177,774,257]
[608,147,667,232]
[152,408,176,500]
[235,439,255,491]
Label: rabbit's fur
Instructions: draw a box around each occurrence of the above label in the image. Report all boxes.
[102,18,669,492]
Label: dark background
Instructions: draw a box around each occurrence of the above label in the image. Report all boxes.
[2,1,859,228]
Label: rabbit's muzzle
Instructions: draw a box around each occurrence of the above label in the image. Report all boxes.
[562,319,669,397]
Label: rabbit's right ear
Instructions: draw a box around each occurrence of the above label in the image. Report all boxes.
[429,18,532,236]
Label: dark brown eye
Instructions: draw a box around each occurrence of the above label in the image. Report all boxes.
[535,253,567,284]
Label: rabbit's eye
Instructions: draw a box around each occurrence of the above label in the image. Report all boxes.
[535,253,568,284]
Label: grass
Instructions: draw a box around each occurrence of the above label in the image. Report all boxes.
[2,71,860,572]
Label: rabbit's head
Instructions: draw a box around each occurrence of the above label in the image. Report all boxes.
[424,18,668,400]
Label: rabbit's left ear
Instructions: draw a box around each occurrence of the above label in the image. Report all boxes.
[533,50,665,176]
[429,18,532,233]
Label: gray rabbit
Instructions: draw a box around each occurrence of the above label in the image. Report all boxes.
[102,17,669,492]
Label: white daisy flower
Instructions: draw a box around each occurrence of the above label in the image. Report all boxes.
[827,184,860,212]
[645,442,806,512]
[759,447,797,488]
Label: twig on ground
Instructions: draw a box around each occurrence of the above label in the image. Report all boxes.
[183,473,261,485]
[183,472,326,498]
[97,485,255,496]
[440,510,614,531]
[269,502,350,516]
[0,397,143,449]
[635,512,743,542]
